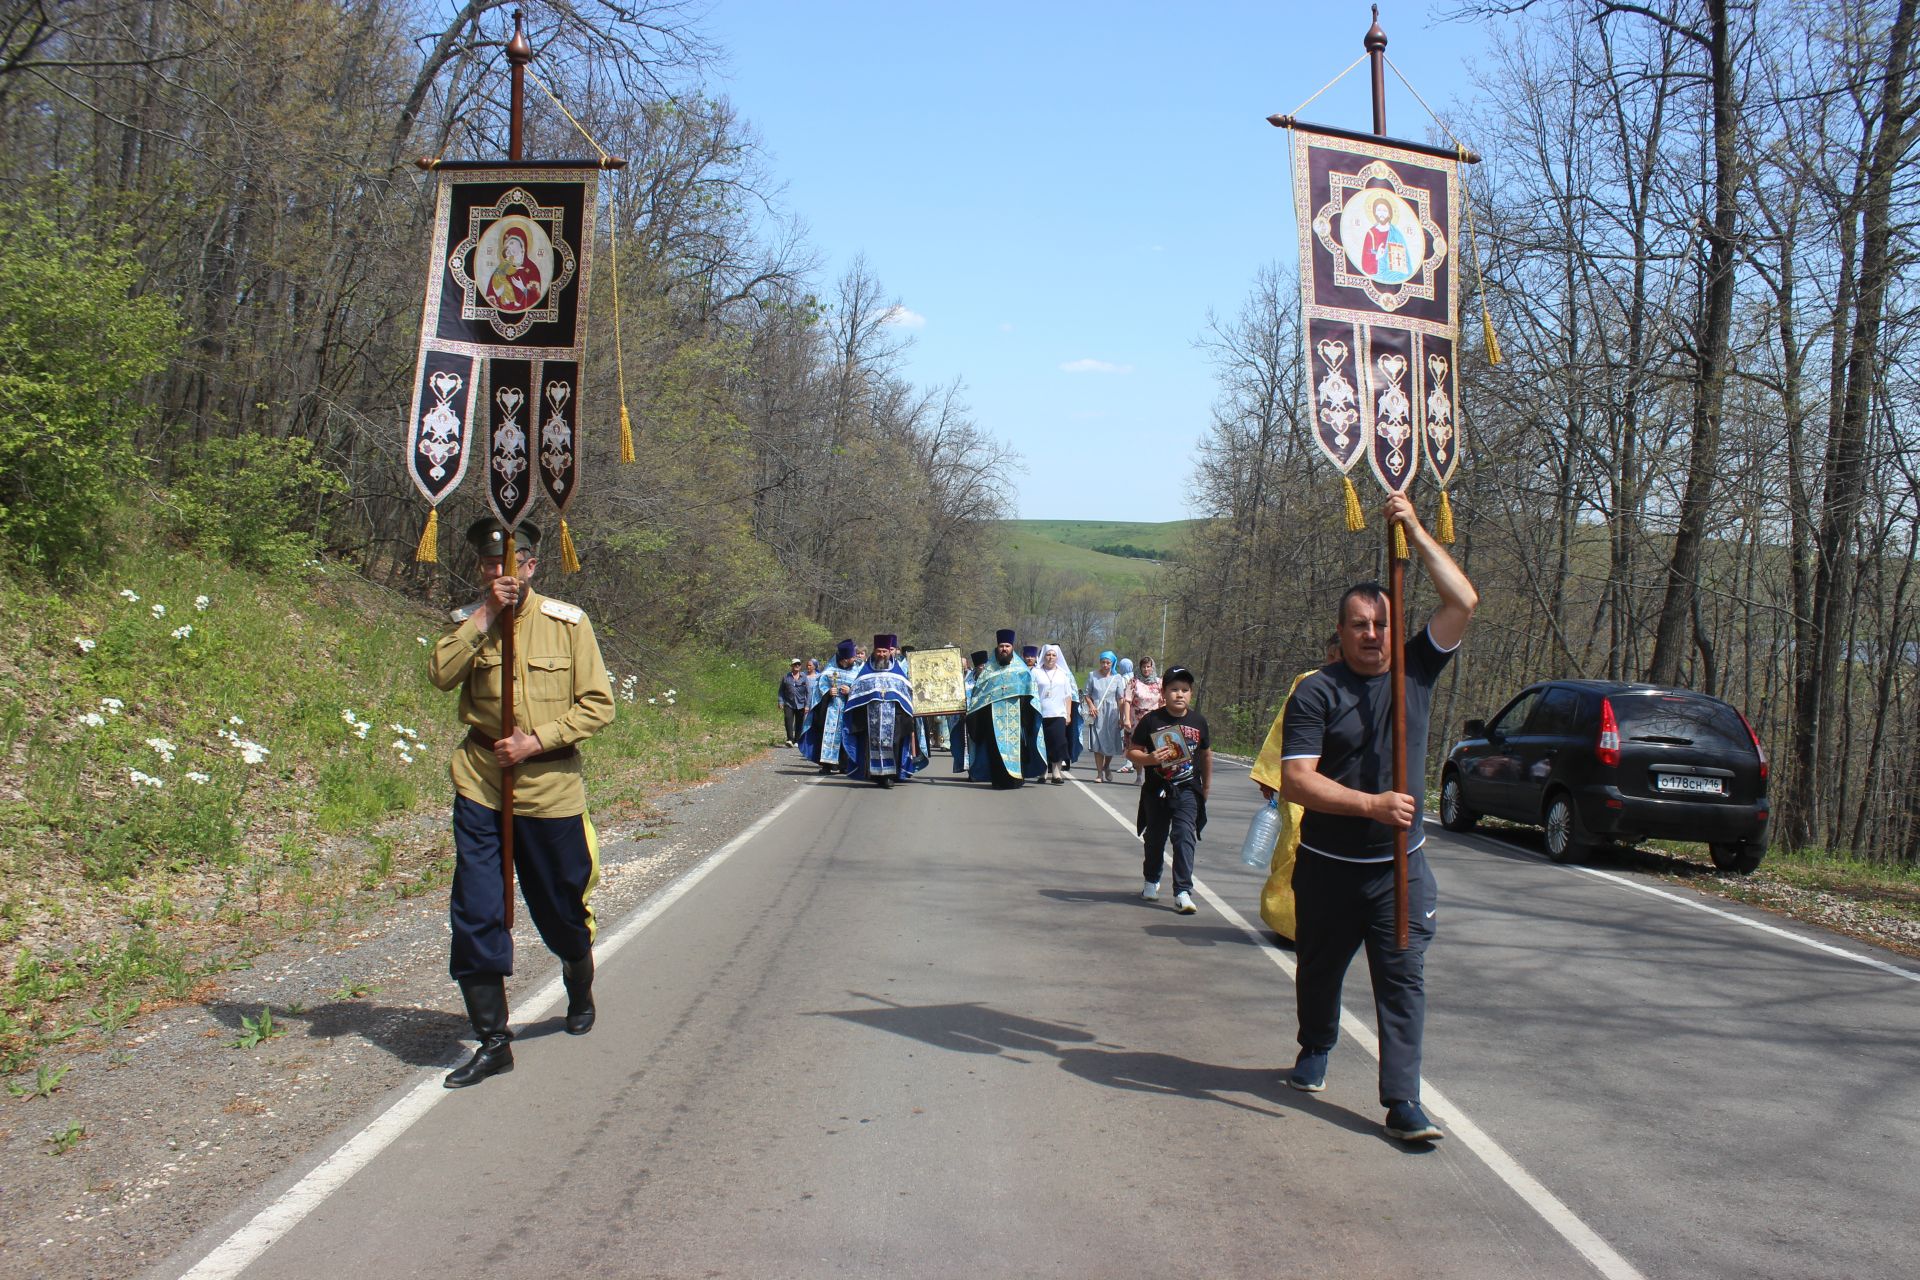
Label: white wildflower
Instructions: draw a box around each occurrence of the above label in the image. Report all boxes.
[74,636,96,654]
[353,723,369,739]
[340,709,357,724]
[170,625,193,641]
[78,712,106,728]
[144,737,177,762]
[150,604,166,619]
[648,697,657,705]
[127,769,164,789]
[194,595,210,612]
[228,715,244,726]
[236,740,270,765]
[118,589,139,603]
[391,739,408,752]
[183,771,211,785]
[666,689,677,697]
[417,636,429,646]
[99,697,124,715]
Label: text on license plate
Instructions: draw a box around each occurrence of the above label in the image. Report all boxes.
[1656,774,1724,796]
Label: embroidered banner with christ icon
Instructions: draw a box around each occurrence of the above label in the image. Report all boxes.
[1292,124,1458,498]
[404,163,597,561]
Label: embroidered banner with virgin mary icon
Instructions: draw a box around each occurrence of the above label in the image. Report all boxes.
[405,163,598,561]
[1292,125,1458,500]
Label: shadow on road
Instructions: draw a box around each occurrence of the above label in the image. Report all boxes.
[810,992,1380,1136]
[1139,923,1261,947]
[203,999,468,1067]
[1036,887,1159,909]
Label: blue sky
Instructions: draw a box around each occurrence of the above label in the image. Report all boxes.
[699,2,1496,521]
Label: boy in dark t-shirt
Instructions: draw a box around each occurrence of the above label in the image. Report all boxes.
[1125,667,1211,915]
[1278,493,1478,1145]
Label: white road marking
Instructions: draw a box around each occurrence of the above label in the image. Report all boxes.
[1069,775,1648,1280]
[1465,832,1920,985]
[177,781,823,1280]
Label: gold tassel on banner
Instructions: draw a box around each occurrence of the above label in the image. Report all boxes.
[1343,475,1366,532]
[1459,151,1503,368]
[414,508,439,563]
[1436,488,1456,544]
[1393,523,1410,560]
[558,518,583,574]
[619,404,635,464]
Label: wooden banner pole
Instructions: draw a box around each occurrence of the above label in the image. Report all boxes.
[496,9,533,930]
[1363,6,1411,951]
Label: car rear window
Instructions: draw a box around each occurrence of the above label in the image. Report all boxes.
[1612,694,1751,751]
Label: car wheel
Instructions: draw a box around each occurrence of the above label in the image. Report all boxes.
[1439,772,1477,832]
[1543,793,1586,864]
[1710,842,1764,874]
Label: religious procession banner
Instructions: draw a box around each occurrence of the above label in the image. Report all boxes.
[406,162,599,563]
[1291,124,1460,507]
[907,647,967,717]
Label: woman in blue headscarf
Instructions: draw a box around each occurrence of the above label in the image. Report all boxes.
[1081,650,1128,782]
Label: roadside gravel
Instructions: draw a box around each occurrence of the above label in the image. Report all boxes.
[0,748,808,1280]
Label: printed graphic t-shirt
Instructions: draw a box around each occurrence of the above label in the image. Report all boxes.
[1130,708,1211,787]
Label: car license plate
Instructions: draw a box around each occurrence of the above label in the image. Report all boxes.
[1656,773,1724,796]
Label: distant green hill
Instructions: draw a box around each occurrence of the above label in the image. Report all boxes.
[995,519,1198,590]
[1007,519,1197,558]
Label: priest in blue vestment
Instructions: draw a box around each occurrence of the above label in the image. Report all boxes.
[967,629,1047,789]
[798,639,859,774]
[843,634,918,788]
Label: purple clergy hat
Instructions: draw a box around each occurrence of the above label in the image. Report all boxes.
[1020,645,1038,659]
[835,639,856,661]
[995,628,1016,646]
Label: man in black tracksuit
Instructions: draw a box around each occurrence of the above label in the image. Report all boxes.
[1277,493,1478,1144]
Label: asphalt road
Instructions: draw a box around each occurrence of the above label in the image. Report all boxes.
[162,754,1920,1279]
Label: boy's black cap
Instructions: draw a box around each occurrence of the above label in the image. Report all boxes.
[1162,665,1197,686]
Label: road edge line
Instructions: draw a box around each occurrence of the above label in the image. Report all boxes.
[175,780,821,1280]
[1067,776,1647,1280]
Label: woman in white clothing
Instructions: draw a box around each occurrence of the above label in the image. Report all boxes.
[1033,644,1078,784]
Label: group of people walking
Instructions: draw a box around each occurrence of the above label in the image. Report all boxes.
[777,635,1172,787]
[430,499,1482,1151]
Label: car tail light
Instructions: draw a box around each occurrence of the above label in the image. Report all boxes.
[1738,710,1769,781]
[1597,697,1620,768]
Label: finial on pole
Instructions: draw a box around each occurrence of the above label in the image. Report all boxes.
[506,8,531,162]
[506,9,532,65]
[1366,6,1388,136]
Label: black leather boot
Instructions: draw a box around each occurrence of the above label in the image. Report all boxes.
[562,952,596,1035]
[444,977,513,1088]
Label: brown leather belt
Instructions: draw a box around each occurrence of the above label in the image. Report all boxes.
[467,727,578,764]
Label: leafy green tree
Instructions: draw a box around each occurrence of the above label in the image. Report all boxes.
[166,434,346,576]
[0,200,181,575]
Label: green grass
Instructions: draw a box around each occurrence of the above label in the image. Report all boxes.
[1005,519,1199,558]
[0,518,785,1082]
[997,526,1165,590]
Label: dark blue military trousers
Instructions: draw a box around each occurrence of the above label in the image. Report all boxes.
[450,794,600,981]
[1292,845,1437,1105]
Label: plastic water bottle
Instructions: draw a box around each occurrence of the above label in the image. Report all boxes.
[1240,796,1283,868]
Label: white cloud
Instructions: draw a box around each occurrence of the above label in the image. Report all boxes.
[1059,358,1134,375]
[880,305,926,329]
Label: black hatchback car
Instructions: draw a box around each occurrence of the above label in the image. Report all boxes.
[1438,681,1770,872]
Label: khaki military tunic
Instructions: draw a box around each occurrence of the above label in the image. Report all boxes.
[428,589,615,818]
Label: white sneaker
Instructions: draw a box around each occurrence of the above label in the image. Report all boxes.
[1174,891,1197,915]
[1141,880,1161,901]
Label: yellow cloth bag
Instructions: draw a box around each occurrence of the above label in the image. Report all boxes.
[1249,671,1316,943]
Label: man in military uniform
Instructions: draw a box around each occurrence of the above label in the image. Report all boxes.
[427,518,615,1088]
